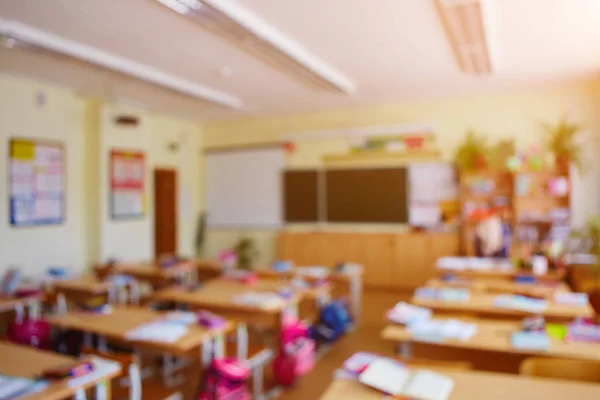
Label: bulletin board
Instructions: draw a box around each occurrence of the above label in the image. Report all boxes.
[9,138,65,227]
[110,149,145,219]
[408,163,458,227]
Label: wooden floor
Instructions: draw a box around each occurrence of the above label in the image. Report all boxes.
[280,290,409,400]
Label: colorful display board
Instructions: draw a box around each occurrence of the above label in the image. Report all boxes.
[110,149,145,219]
[9,138,65,227]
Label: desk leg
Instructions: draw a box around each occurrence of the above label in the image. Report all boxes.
[95,379,111,400]
[237,323,248,361]
[350,275,362,322]
[83,332,93,348]
[398,342,412,359]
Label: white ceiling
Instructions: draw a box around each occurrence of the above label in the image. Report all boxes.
[1,0,600,121]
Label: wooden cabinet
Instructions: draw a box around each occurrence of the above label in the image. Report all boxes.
[278,230,459,289]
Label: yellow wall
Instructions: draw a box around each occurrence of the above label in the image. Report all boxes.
[0,72,204,277]
[203,80,600,264]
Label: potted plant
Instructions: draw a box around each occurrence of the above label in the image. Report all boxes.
[569,216,600,316]
[233,236,259,270]
[453,131,490,172]
[542,117,584,172]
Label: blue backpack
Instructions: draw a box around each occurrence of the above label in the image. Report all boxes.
[311,300,352,343]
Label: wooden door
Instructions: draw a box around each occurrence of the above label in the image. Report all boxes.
[154,169,177,258]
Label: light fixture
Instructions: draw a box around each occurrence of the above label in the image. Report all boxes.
[155,0,202,14]
[0,18,243,109]
[153,0,355,94]
[433,0,493,74]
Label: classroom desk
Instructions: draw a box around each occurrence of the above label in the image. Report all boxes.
[256,266,363,320]
[411,292,593,323]
[0,295,42,313]
[381,318,600,373]
[426,278,570,298]
[438,266,566,283]
[95,262,196,288]
[194,259,224,281]
[51,276,116,305]
[47,306,233,357]
[0,341,120,400]
[319,369,600,400]
[152,279,325,344]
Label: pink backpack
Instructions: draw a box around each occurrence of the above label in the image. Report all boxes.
[7,304,52,350]
[273,315,315,386]
[197,358,251,400]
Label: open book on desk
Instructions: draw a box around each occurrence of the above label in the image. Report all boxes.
[358,358,454,400]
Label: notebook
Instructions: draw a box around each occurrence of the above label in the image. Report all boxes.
[358,359,454,400]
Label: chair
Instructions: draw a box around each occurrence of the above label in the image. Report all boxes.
[519,357,600,383]
[81,347,185,400]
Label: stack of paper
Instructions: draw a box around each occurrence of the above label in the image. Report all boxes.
[436,257,465,270]
[414,287,470,303]
[164,311,198,325]
[511,332,550,350]
[408,319,477,342]
[387,302,432,325]
[296,267,330,279]
[0,375,48,400]
[232,291,284,309]
[553,292,589,306]
[358,359,454,400]
[126,322,188,343]
[494,295,548,313]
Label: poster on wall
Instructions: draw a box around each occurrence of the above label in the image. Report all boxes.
[408,163,458,227]
[110,149,145,219]
[9,138,65,227]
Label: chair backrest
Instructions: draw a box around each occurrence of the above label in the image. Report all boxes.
[520,357,600,383]
[81,347,142,400]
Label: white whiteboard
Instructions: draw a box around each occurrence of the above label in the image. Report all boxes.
[205,147,285,227]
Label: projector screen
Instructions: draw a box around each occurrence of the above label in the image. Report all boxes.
[205,147,285,228]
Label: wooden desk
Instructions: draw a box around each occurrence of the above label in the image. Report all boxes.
[96,262,195,288]
[438,267,566,283]
[51,277,115,305]
[381,318,600,372]
[0,341,120,400]
[194,259,224,281]
[47,306,232,356]
[320,370,600,400]
[426,278,570,298]
[152,279,319,344]
[411,292,593,323]
[257,266,363,319]
[0,295,42,313]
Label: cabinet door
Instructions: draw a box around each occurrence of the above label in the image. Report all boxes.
[321,232,394,287]
[429,233,460,277]
[391,234,431,289]
[277,232,325,266]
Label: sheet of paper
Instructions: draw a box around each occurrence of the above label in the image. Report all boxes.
[358,358,410,395]
[403,370,454,400]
